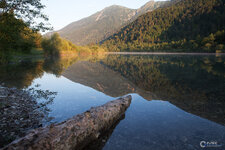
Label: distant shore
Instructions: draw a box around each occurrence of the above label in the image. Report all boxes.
[106,52,225,55]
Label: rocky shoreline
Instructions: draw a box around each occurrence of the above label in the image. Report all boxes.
[2,95,132,150]
[0,85,57,148]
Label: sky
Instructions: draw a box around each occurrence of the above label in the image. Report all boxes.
[41,0,167,31]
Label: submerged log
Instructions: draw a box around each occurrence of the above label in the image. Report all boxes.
[83,114,126,150]
[3,95,132,150]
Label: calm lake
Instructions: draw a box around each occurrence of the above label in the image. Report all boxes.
[1,53,225,149]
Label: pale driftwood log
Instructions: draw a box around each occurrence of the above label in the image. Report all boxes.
[3,95,132,150]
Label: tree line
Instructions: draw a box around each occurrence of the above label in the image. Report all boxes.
[102,0,225,52]
[42,33,105,57]
[0,0,105,64]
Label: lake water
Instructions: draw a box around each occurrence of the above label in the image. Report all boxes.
[1,54,225,149]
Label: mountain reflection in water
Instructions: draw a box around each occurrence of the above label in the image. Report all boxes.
[0,54,225,149]
[63,54,225,126]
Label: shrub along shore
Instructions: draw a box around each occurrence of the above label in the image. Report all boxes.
[41,33,105,58]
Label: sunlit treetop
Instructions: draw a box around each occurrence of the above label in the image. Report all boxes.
[0,0,52,31]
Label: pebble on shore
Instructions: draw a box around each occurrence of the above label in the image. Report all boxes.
[0,85,57,148]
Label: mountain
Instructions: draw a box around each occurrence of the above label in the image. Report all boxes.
[55,5,136,46]
[47,1,169,45]
[136,0,170,16]
[102,0,225,52]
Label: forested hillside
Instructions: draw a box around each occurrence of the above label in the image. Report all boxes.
[102,0,225,52]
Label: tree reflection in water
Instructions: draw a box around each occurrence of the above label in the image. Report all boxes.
[63,54,225,126]
[0,54,225,148]
[101,55,225,126]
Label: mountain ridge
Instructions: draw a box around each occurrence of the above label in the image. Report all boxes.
[47,0,169,45]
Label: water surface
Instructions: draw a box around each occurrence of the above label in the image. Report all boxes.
[0,54,225,149]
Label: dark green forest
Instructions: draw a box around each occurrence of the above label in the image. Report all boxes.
[102,0,225,52]
[0,12,43,62]
[0,0,50,63]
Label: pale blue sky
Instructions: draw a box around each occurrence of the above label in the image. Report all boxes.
[42,0,168,31]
